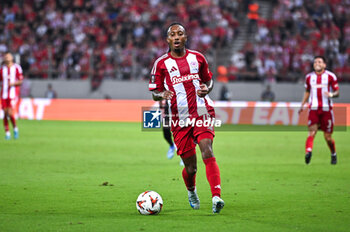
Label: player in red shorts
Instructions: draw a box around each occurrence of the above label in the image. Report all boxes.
[149,23,224,213]
[299,56,339,165]
[0,52,23,140]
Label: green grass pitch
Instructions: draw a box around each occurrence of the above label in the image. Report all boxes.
[0,120,349,232]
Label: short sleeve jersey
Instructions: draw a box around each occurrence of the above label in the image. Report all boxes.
[0,64,23,100]
[304,70,339,111]
[149,49,215,122]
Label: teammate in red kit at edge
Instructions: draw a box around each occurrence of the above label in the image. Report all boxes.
[299,56,340,165]
[149,23,224,213]
[0,52,23,140]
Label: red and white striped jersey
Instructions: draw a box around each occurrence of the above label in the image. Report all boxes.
[149,49,215,122]
[304,70,339,111]
[0,64,23,100]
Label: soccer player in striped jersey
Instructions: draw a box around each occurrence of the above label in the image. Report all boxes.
[149,23,224,213]
[299,56,339,165]
[0,52,23,140]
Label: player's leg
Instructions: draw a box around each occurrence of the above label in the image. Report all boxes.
[173,127,199,209]
[163,126,174,147]
[319,110,336,164]
[305,124,317,164]
[324,132,337,164]
[163,126,175,159]
[3,107,11,140]
[198,133,224,213]
[180,149,200,209]
[8,106,19,139]
[305,110,319,164]
[181,150,197,191]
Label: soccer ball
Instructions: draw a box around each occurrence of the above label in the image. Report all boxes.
[136,191,163,215]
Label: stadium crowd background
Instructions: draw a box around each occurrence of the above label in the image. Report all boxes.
[1,0,350,89]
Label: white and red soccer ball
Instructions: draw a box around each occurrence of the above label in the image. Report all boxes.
[136,191,163,215]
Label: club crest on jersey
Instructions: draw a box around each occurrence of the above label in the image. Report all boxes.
[190,61,198,72]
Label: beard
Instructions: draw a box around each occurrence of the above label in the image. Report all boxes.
[173,47,182,52]
[172,44,185,53]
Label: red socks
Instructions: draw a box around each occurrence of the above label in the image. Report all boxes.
[3,116,17,132]
[3,116,9,132]
[306,135,336,154]
[305,136,314,153]
[182,168,196,191]
[182,156,222,197]
[203,157,221,197]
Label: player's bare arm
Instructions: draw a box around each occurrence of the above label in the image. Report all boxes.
[197,80,213,98]
[9,80,23,87]
[323,89,339,98]
[152,90,174,101]
[298,90,310,114]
